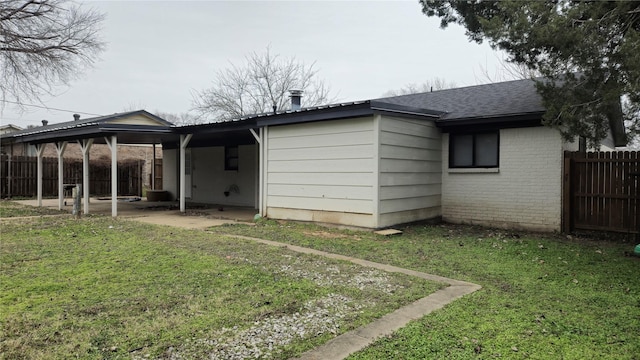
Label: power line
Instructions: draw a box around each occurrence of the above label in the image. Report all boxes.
[0,99,102,116]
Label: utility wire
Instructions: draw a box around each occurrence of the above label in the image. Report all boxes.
[0,99,102,116]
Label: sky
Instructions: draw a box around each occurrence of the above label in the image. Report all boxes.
[0,0,509,128]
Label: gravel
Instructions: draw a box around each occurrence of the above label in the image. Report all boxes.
[160,294,363,360]
[276,257,402,294]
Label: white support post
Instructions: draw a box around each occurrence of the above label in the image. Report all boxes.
[261,126,268,216]
[179,134,193,213]
[257,128,264,216]
[55,141,67,210]
[250,128,262,213]
[35,144,45,207]
[79,139,93,214]
[105,135,118,217]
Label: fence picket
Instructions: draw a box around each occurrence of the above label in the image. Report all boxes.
[0,155,144,198]
[564,150,640,234]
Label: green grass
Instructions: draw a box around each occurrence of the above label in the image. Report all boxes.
[210,220,640,359]
[0,200,67,217]
[0,203,441,359]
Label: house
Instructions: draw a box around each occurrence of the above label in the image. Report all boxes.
[162,78,625,232]
[0,79,626,231]
[0,124,23,135]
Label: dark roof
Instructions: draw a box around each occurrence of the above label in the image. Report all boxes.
[376,78,546,122]
[1,110,175,144]
[177,100,442,132]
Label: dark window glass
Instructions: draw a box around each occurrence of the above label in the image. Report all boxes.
[225,146,239,171]
[450,132,499,168]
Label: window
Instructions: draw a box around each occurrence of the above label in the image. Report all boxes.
[225,145,239,171]
[449,132,499,168]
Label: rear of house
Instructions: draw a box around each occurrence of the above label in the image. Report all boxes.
[157,79,626,231]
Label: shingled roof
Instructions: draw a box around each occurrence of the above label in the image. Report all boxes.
[376,78,545,122]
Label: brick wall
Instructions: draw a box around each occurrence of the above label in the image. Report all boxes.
[442,127,564,232]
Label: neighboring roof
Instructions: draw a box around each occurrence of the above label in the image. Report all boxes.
[376,78,546,129]
[0,124,23,132]
[1,110,175,145]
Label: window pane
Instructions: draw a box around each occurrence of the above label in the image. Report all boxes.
[475,133,498,167]
[452,134,473,167]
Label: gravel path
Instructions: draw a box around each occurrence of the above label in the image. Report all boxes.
[158,294,363,360]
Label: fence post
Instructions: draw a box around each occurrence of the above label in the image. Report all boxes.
[562,151,572,234]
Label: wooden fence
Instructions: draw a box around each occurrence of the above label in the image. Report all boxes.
[0,155,144,198]
[563,151,639,234]
[151,159,163,190]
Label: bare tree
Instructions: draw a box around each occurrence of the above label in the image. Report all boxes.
[153,111,199,126]
[475,53,541,83]
[383,77,456,97]
[192,47,334,122]
[0,0,105,107]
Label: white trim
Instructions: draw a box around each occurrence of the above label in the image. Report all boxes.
[372,114,381,227]
[250,128,261,144]
[448,168,500,174]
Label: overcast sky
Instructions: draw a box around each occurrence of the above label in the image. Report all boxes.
[1,0,509,128]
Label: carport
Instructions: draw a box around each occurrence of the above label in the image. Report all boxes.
[0,110,177,217]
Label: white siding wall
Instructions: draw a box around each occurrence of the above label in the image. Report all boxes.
[266,117,377,227]
[442,127,564,231]
[190,145,256,207]
[378,115,442,227]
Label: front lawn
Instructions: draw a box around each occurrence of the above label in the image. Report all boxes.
[210,221,640,359]
[0,206,440,359]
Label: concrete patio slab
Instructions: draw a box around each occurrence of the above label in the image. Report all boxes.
[13,197,257,227]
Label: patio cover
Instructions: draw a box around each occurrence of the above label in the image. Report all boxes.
[0,110,177,217]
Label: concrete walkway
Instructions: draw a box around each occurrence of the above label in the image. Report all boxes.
[225,235,482,360]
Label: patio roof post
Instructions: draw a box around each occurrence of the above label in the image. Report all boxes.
[261,126,268,216]
[35,144,45,207]
[79,139,94,214]
[55,141,67,210]
[250,128,263,216]
[105,135,118,217]
[179,134,193,213]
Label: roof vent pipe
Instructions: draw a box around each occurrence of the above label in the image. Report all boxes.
[73,114,80,121]
[289,89,303,111]
[41,120,48,126]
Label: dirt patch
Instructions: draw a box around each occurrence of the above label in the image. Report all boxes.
[302,230,349,239]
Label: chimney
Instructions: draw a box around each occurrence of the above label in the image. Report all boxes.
[73,114,80,121]
[289,89,303,111]
[41,120,48,126]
